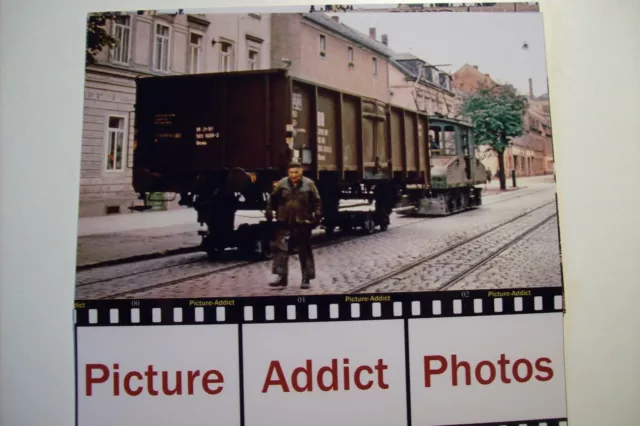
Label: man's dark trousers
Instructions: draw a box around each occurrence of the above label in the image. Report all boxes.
[271,223,315,282]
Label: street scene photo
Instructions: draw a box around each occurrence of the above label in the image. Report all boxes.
[75,4,561,300]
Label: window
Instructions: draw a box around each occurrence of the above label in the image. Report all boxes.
[439,73,447,88]
[111,15,131,64]
[153,23,170,72]
[426,68,433,82]
[372,57,378,77]
[348,47,354,66]
[319,35,326,57]
[220,41,234,72]
[189,32,203,74]
[105,116,127,171]
[247,49,259,70]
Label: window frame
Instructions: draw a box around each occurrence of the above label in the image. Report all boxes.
[247,47,260,71]
[188,30,205,74]
[152,21,172,73]
[110,14,132,65]
[319,34,326,58]
[219,40,235,72]
[103,113,129,173]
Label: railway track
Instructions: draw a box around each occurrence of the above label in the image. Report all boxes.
[83,192,558,300]
[94,211,448,299]
[76,188,555,298]
[349,200,557,294]
[76,188,548,276]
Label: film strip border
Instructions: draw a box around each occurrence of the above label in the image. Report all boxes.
[308,2,540,13]
[74,287,563,327]
[439,419,567,426]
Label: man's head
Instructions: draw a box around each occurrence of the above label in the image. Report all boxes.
[287,162,303,183]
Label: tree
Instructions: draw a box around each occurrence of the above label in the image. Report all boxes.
[460,82,529,190]
[86,12,123,65]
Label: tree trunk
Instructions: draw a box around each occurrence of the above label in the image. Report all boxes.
[497,150,507,190]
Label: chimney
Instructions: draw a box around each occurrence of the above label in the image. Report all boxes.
[381,34,388,46]
[473,65,478,70]
[529,78,534,99]
[331,16,339,23]
[369,27,376,40]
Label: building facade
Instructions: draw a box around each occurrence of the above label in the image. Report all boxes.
[80,12,271,217]
[386,52,460,119]
[452,64,554,177]
[270,13,391,102]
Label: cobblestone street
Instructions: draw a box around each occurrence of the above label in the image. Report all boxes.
[74,176,562,300]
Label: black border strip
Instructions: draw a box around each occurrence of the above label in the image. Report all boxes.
[404,317,412,426]
[73,313,78,426]
[74,286,564,327]
[238,324,245,426]
[437,418,568,426]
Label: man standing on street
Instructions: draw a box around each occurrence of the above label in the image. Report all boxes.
[265,163,322,289]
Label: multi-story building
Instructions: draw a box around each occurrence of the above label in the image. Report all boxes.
[452,64,554,177]
[386,52,461,119]
[270,13,391,102]
[80,12,271,217]
[378,3,540,13]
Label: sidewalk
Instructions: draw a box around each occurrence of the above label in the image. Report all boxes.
[75,200,364,268]
[477,174,555,195]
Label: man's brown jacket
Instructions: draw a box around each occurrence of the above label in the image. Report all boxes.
[265,176,322,226]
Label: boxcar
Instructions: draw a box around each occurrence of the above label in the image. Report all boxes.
[131,68,475,258]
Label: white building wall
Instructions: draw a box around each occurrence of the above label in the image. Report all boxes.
[79,12,271,217]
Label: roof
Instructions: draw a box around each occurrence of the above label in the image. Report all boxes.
[302,13,394,59]
[303,13,451,91]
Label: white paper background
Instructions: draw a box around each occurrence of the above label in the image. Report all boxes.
[409,313,567,424]
[242,320,408,426]
[76,325,241,426]
[2,1,640,426]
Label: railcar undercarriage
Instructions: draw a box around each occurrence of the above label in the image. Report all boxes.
[165,173,403,261]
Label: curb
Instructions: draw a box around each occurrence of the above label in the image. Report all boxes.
[76,245,202,272]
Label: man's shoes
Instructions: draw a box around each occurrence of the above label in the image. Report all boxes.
[301,279,310,289]
[269,275,287,287]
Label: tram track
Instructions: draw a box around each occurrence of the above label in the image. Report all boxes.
[95,211,447,300]
[435,213,557,291]
[77,185,557,299]
[348,200,557,294]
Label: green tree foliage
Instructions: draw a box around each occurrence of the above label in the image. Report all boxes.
[86,12,123,65]
[85,10,184,65]
[460,83,529,190]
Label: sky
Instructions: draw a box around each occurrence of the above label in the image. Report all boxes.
[326,10,550,97]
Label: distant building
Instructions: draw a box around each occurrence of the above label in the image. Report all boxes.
[272,13,463,135]
[270,13,390,102]
[452,64,554,177]
[80,12,271,217]
[366,3,540,13]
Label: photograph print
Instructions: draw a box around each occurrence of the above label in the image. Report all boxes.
[75,3,562,302]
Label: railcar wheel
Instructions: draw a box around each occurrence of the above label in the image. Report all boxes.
[257,238,273,260]
[362,214,375,234]
[205,246,223,261]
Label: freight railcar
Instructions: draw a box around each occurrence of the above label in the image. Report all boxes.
[131,69,485,259]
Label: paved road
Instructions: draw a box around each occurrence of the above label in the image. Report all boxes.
[75,175,555,267]
[75,178,562,300]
